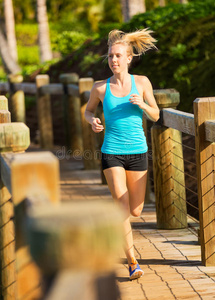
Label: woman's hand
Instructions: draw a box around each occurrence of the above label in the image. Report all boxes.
[129,94,146,110]
[92,117,104,133]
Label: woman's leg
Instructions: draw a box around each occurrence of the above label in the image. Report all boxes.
[126,170,148,217]
[103,167,136,265]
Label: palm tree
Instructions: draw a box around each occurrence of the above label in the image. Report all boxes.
[0,27,20,74]
[121,0,146,22]
[3,0,18,62]
[36,0,52,63]
[159,0,166,6]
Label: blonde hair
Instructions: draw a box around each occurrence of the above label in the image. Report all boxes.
[108,29,157,57]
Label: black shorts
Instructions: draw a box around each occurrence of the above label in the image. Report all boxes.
[101,152,148,171]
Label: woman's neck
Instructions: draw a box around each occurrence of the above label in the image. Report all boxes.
[111,72,130,86]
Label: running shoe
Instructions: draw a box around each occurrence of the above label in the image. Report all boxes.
[129,258,144,280]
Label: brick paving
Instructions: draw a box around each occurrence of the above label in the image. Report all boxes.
[59,155,215,300]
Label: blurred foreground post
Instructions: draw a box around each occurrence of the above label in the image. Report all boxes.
[27,201,123,300]
[151,89,187,229]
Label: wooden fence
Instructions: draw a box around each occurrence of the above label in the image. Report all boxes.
[0,75,215,269]
[0,95,123,299]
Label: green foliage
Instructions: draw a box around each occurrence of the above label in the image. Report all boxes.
[80,52,101,72]
[17,45,40,65]
[52,31,88,56]
[46,0,214,113]
[122,0,215,33]
[16,24,38,46]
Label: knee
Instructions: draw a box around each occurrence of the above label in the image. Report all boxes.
[130,207,142,217]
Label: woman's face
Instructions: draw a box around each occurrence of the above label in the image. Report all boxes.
[108,43,132,74]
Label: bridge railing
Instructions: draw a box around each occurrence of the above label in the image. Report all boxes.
[1,76,215,267]
[0,95,123,300]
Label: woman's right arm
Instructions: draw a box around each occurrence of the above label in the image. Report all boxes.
[84,83,104,133]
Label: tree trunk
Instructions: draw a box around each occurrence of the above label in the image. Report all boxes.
[4,0,18,62]
[159,0,166,6]
[0,27,21,74]
[36,0,52,63]
[121,0,146,22]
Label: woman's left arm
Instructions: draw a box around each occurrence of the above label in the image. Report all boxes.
[129,76,160,122]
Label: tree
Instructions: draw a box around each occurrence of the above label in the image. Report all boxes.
[4,0,18,62]
[179,0,188,3]
[159,0,166,6]
[121,0,146,22]
[0,27,21,73]
[36,0,52,63]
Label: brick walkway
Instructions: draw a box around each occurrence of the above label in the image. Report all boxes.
[59,155,215,300]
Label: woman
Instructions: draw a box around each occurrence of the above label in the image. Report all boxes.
[85,29,160,280]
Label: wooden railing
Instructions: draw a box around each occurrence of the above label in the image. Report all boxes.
[151,92,215,267]
[0,95,123,300]
[1,76,215,268]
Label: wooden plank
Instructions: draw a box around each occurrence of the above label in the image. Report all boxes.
[194,97,215,266]
[162,108,195,136]
[39,83,79,97]
[0,82,9,93]
[204,120,215,143]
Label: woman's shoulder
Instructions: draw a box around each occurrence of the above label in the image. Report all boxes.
[92,79,108,94]
[133,74,151,85]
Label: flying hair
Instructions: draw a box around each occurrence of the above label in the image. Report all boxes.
[108,29,157,56]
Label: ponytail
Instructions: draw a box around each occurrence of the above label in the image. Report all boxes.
[108,29,157,56]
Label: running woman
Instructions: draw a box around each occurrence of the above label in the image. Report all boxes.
[85,29,160,280]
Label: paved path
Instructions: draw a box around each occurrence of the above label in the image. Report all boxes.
[59,155,215,300]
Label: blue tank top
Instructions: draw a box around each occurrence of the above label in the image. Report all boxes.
[101,74,148,154]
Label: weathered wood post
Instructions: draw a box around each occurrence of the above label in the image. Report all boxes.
[151,89,187,229]
[36,74,53,149]
[194,97,215,266]
[0,96,16,300]
[59,73,83,153]
[27,201,123,300]
[1,150,60,300]
[8,74,25,123]
[79,78,99,169]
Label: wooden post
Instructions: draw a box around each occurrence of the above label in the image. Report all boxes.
[27,201,123,299]
[0,151,60,300]
[142,118,151,204]
[8,74,26,123]
[36,75,53,149]
[151,89,187,229]
[194,97,215,266]
[0,181,17,300]
[0,95,17,300]
[79,78,99,169]
[59,73,83,153]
